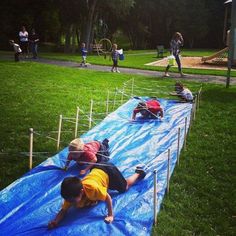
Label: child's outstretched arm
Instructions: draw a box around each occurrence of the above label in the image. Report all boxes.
[79,156,97,175]
[63,159,71,171]
[159,108,164,118]
[104,193,114,224]
[131,111,136,120]
[48,208,67,229]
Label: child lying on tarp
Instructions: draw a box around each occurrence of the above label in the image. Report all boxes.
[170,82,193,102]
[64,138,110,175]
[132,99,163,120]
[48,164,146,228]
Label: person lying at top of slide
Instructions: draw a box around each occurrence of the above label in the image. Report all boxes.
[64,138,110,175]
[132,99,163,120]
[170,82,193,102]
[48,164,146,228]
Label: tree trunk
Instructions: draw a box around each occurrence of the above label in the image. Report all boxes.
[76,27,80,52]
[71,25,76,53]
[64,24,72,53]
[83,0,98,50]
[189,39,194,49]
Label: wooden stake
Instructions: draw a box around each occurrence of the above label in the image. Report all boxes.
[177,127,180,165]
[106,91,109,116]
[89,99,93,129]
[167,149,170,193]
[75,107,79,138]
[184,117,187,150]
[153,170,158,225]
[57,115,62,150]
[29,128,33,170]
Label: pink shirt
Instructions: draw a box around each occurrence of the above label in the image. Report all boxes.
[68,141,101,162]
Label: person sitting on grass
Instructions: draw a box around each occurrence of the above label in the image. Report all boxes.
[170,82,193,102]
[132,99,163,120]
[64,138,110,175]
[48,164,146,228]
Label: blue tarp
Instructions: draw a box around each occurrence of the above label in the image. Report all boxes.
[0,97,192,236]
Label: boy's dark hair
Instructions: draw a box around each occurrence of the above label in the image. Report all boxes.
[61,177,83,199]
[175,82,184,91]
[137,102,146,110]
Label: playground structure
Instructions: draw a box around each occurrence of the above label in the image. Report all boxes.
[201,29,230,64]
[0,79,202,235]
[201,47,228,64]
[145,56,233,70]
[92,38,112,57]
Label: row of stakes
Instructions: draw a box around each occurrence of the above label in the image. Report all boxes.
[28,80,202,225]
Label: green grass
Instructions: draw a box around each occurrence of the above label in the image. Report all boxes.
[0,61,235,235]
[154,87,236,235]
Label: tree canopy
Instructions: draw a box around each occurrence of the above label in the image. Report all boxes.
[0,0,226,51]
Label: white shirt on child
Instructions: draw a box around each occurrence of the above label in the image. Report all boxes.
[19,31,28,42]
[181,88,193,101]
[13,43,22,53]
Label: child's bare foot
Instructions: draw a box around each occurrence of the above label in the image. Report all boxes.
[79,169,87,175]
[104,215,114,224]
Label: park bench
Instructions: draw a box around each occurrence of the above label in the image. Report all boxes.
[91,43,103,52]
[157,45,165,58]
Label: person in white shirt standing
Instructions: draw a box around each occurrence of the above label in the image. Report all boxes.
[19,26,29,58]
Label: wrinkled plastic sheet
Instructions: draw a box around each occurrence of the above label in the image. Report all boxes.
[0,97,192,236]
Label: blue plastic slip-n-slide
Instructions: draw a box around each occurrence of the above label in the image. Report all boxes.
[0,97,192,236]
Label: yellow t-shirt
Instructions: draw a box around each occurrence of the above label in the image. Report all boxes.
[62,168,109,210]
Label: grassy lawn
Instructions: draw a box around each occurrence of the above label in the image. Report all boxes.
[0,60,235,235]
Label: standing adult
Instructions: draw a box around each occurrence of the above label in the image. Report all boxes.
[19,26,29,58]
[164,32,185,77]
[29,29,39,59]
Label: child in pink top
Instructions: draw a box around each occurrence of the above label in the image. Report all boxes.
[64,138,109,175]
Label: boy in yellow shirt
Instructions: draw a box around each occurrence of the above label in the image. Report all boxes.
[48,164,146,228]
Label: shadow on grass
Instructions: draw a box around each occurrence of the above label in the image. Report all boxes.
[203,87,236,104]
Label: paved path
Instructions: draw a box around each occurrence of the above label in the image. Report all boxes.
[2,55,235,85]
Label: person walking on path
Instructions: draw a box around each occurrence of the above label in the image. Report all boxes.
[164,32,185,77]
[111,44,120,73]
